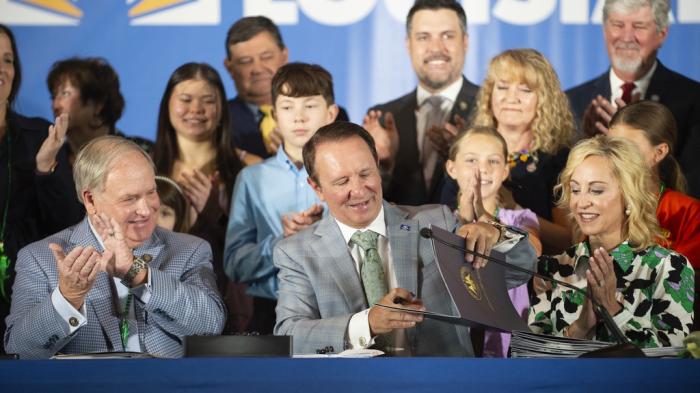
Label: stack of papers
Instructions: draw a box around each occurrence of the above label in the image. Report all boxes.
[51,351,155,360]
[293,349,384,358]
[510,331,682,358]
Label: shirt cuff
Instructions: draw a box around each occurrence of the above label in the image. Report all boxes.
[131,267,153,304]
[492,226,527,253]
[51,287,87,335]
[348,308,374,349]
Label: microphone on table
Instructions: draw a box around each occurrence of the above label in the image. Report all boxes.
[419,227,645,358]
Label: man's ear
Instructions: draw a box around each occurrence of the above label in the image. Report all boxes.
[223,57,234,77]
[307,177,325,202]
[82,189,97,215]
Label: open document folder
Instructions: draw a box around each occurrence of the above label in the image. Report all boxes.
[378,225,531,333]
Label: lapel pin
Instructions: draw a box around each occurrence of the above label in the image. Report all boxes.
[400,224,411,231]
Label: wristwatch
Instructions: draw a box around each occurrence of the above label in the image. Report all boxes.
[487,219,508,243]
[121,254,152,288]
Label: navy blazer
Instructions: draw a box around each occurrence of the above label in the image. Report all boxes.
[566,62,700,197]
[227,96,350,159]
[371,76,479,206]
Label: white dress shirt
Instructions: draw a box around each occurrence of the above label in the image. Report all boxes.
[415,78,463,155]
[609,61,657,106]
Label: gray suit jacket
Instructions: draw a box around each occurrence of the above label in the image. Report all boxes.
[273,202,535,356]
[4,218,225,359]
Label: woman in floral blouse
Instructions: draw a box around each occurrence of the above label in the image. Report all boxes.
[529,136,694,348]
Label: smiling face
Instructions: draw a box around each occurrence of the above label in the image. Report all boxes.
[168,78,221,142]
[569,155,625,247]
[84,151,160,249]
[406,8,467,93]
[309,136,382,229]
[604,5,667,79]
[274,91,338,158]
[225,31,288,106]
[446,133,509,202]
[0,32,15,105]
[490,76,538,133]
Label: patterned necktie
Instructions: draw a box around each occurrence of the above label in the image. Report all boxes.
[350,230,388,306]
[620,82,636,104]
[422,96,446,191]
[258,104,276,153]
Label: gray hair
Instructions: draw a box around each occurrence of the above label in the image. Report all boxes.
[73,135,156,204]
[603,0,670,32]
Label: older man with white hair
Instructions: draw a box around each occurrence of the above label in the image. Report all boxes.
[567,0,700,197]
[4,136,225,359]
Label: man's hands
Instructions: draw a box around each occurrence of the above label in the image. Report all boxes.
[91,213,135,279]
[455,222,501,269]
[427,114,465,160]
[368,288,424,335]
[363,110,399,166]
[52,244,100,310]
[581,94,639,137]
[36,114,69,173]
[282,204,324,237]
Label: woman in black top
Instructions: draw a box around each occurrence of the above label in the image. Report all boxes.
[0,24,82,354]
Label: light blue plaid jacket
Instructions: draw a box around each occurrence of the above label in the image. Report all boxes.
[4,217,225,359]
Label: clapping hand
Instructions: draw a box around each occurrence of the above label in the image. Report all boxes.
[180,168,213,225]
[427,114,466,160]
[52,244,100,309]
[362,110,399,166]
[36,113,69,173]
[91,213,133,278]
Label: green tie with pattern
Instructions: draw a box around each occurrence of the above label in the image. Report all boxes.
[351,230,388,306]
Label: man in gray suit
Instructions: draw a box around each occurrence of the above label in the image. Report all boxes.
[4,136,225,359]
[273,122,535,356]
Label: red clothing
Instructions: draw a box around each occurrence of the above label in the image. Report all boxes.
[657,189,700,268]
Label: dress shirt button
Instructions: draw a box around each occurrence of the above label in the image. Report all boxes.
[69,317,79,327]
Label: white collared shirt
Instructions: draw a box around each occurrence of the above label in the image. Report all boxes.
[609,61,657,106]
[415,78,463,155]
[336,207,399,349]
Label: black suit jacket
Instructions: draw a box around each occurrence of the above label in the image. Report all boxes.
[227,96,350,159]
[566,62,700,198]
[371,76,479,206]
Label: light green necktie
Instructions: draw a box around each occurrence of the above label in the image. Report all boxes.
[351,230,388,306]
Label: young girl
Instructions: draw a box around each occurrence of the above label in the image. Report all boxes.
[609,101,700,268]
[156,175,190,233]
[445,126,541,357]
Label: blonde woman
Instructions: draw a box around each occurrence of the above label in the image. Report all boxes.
[529,136,694,347]
[444,49,575,253]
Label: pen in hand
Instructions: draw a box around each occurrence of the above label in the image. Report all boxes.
[392,292,416,305]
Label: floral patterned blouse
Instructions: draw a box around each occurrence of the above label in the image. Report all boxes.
[528,241,694,348]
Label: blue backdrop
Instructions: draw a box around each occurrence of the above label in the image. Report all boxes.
[3,0,700,140]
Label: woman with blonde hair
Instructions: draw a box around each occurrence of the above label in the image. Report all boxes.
[444,48,574,253]
[609,101,700,268]
[529,135,694,347]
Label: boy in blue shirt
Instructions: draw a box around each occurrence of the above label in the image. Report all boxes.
[224,63,339,333]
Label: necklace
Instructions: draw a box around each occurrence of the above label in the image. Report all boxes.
[508,149,539,173]
[0,126,11,301]
[119,290,133,351]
